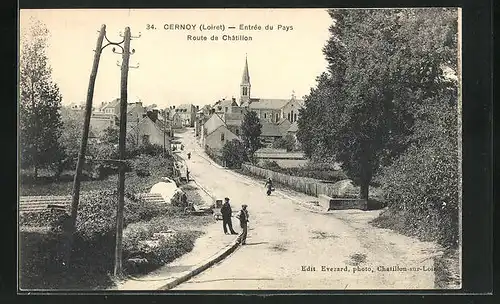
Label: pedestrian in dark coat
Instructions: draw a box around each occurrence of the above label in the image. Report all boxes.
[237,204,249,245]
[221,197,237,235]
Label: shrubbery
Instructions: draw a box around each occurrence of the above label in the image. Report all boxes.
[221,139,248,168]
[19,189,169,289]
[272,134,297,152]
[373,103,459,248]
[127,144,164,158]
[122,219,201,274]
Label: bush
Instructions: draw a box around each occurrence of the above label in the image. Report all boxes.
[122,220,201,275]
[222,139,248,168]
[132,154,152,177]
[272,134,296,152]
[375,133,459,247]
[19,209,69,229]
[19,187,172,290]
[127,144,164,159]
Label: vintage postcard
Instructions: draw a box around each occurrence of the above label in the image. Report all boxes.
[18,8,462,292]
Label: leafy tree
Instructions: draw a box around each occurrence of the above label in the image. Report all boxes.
[297,8,458,199]
[20,17,64,178]
[222,139,248,168]
[240,111,263,161]
[101,126,120,145]
[273,134,296,152]
[56,107,84,175]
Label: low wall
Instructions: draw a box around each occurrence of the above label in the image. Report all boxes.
[319,195,367,211]
[241,163,358,198]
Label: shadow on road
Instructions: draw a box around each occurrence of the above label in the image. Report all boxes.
[244,242,269,246]
[185,277,275,284]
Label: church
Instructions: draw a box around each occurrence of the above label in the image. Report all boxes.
[199,56,304,151]
[237,56,304,124]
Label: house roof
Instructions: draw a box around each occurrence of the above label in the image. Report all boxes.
[204,113,226,135]
[127,116,166,138]
[214,99,237,110]
[101,98,120,110]
[207,124,239,139]
[260,120,284,137]
[287,121,298,133]
[248,98,291,110]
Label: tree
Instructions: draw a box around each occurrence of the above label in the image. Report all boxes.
[102,126,120,145]
[222,139,248,168]
[57,107,84,176]
[240,111,263,161]
[273,134,296,152]
[20,17,64,178]
[297,9,458,199]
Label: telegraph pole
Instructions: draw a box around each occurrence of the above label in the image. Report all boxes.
[67,24,106,266]
[114,27,140,278]
[114,27,131,278]
[163,108,167,157]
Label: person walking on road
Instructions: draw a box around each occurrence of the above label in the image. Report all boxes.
[221,197,238,235]
[237,204,250,245]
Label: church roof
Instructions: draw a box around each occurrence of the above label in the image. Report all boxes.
[287,121,299,133]
[260,120,285,137]
[241,56,250,84]
[248,98,291,110]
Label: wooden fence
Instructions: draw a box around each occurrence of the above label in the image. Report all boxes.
[240,163,360,198]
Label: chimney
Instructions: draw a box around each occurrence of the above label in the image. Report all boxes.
[196,105,199,110]
[136,101,143,107]
[232,97,236,103]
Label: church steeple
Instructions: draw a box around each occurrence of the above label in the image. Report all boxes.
[240,55,251,106]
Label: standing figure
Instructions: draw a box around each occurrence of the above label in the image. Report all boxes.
[237,204,250,245]
[265,177,274,196]
[221,197,238,235]
[187,152,191,160]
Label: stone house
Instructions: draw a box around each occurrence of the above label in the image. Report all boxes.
[126,113,170,150]
[175,104,197,127]
[204,124,240,152]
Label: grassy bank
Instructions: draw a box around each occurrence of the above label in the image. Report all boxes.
[370,208,461,289]
[18,150,215,290]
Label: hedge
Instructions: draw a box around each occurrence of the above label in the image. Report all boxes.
[373,134,459,247]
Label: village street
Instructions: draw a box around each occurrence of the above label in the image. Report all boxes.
[172,129,441,290]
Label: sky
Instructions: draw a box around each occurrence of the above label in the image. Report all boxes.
[19,9,333,108]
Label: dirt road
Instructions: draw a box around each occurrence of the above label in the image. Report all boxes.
[173,129,441,290]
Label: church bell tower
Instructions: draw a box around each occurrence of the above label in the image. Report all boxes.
[239,55,251,106]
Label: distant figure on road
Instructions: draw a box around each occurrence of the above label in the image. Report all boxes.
[221,197,238,235]
[265,178,274,196]
[186,168,190,182]
[187,152,191,160]
[237,204,249,245]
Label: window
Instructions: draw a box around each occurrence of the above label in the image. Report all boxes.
[221,133,225,141]
[235,129,239,136]
[243,87,247,96]
[287,113,290,121]
[142,135,150,145]
[276,114,279,122]
[225,107,228,112]
[294,113,297,122]
[264,113,267,119]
